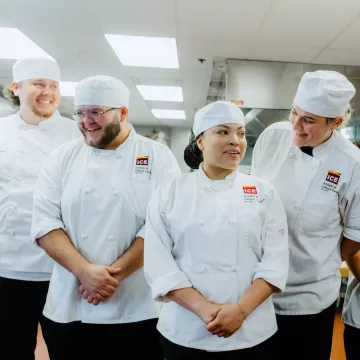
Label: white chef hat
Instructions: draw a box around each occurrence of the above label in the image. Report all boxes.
[193,101,245,137]
[75,75,130,108]
[293,70,355,118]
[13,57,60,83]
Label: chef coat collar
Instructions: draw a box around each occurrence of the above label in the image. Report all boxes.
[198,163,238,191]
[115,124,136,156]
[16,110,62,130]
[312,131,336,157]
[290,130,336,159]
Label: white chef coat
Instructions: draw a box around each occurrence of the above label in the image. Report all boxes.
[0,111,80,281]
[252,121,360,315]
[144,166,289,351]
[31,127,181,324]
[343,273,360,329]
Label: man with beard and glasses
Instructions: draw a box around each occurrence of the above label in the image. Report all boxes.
[31,75,181,359]
[0,57,80,360]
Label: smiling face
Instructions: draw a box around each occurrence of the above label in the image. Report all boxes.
[75,106,129,149]
[13,78,60,119]
[290,104,343,147]
[197,123,247,173]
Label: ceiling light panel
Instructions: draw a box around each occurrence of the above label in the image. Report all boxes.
[105,34,179,69]
[0,28,51,59]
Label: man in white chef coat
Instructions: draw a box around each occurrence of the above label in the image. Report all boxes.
[0,57,80,360]
[31,75,181,359]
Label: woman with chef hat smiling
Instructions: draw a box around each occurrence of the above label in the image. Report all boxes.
[144,101,289,359]
[252,70,360,360]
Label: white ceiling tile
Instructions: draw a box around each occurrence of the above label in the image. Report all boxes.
[250,44,321,63]
[329,17,360,49]
[2,0,176,36]
[0,15,16,28]
[176,0,272,44]
[257,0,360,47]
[178,40,251,67]
[312,48,360,66]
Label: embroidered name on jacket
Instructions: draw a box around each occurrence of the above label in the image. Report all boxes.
[243,185,258,203]
[321,170,341,193]
[136,156,149,166]
[135,156,151,176]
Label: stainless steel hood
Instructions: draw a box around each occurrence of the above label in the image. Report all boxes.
[225,59,360,111]
[207,59,360,145]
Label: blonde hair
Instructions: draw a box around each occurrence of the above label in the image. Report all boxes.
[327,105,353,129]
[342,105,353,127]
[2,86,20,107]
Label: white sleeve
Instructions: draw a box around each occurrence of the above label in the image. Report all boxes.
[252,185,289,291]
[31,147,65,242]
[251,128,269,177]
[151,146,182,184]
[136,146,181,239]
[144,182,192,301]
[251,137,261,176]
[340,164,360,243]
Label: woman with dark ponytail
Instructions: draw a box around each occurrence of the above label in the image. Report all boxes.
[145,101,289,359]
[184,132,203,170]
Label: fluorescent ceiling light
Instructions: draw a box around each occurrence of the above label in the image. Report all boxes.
[137,85,183,102]
[105,34,179,69]
[0,27,51,59]
[152,109,186,120]
[60,82,78,97]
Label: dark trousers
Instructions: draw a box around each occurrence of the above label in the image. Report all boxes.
[273,301,336,360]
[41,317,163,360]
[344,323,360,360]
[0,276,50,360]
[160,333,275,360]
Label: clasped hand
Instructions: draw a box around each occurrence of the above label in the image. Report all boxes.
[77,264,122,306]
[198,302,246,338]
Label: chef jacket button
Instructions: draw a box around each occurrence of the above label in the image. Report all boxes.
[108,236,115,241]
[113,190,119,196]
[200,221,204,226]
[84,188,92,194]
[197,265,205,273]
[9,231,15,236]
[82,234,88,240]
[229,220,235,225]
[231,265,237,272]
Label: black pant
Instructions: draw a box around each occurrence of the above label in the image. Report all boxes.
[273,301,336,360]
[344,323,360,360]
[0,276,49,360]
[41,317,163,360]
[160,333,275,360]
